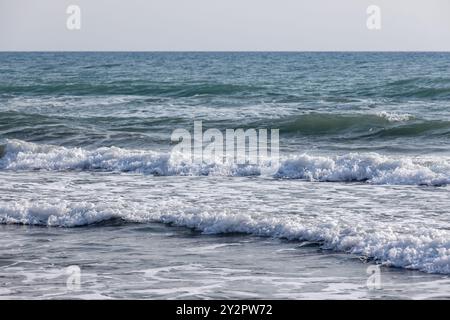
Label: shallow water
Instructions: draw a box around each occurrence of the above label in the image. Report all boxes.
[0,172,449,298]
[1,222,449,300]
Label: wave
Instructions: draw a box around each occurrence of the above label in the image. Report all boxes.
[1,139,450,186]
[274,113,450,138]
[0,200,448,274]
[0,82,260,97]
[384,77,450,99]
[3,76,450,100]
[3,110,448,143]
[277,113,397,134]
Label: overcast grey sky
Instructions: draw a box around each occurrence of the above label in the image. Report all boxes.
[1,0,449,51]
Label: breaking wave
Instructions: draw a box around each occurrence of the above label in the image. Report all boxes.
[1,139,449,186]
[0,200,448,274]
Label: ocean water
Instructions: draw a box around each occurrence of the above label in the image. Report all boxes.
[0,52,449,299]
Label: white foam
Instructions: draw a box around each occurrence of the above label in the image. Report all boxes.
[0,201,119,227]
[277,153,450,186]
[377,111,414,122]
[1,139,449,186]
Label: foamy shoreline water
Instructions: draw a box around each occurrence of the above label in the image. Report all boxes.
[2,220,449,299]
[0,171,449,275]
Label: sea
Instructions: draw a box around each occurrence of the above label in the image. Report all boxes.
[0,52,449,299]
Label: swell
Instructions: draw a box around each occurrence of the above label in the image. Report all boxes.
[273,113,413,135]
[3,76,450,99]
[0,200,448,274]
[1,139,449,186]
[383,77,450,99]
[0,82,261,97]
[2,110,450,140]
[271,113,450,138]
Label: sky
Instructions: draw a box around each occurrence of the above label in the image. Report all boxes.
[1,0,450,51]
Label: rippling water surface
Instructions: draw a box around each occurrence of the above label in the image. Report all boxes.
[0,52,449,299]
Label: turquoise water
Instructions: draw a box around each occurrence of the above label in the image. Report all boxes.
[1,52,450,152]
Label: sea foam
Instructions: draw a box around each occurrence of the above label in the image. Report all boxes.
[0,200,449,274]
[1,139,450,186]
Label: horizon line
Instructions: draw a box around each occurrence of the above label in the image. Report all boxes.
[1,50,450,53]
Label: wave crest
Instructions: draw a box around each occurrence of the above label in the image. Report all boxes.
[1,139,449,186]
[0,200,449,274]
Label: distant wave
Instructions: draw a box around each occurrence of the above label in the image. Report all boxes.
[266,112,450,138]
[383,77,450,99]
[2,110,449,140]
[274,112,423,136]
[3,75,450,99]
[0,200,448,274]
[0,82,261,97]
[1,139,449,186]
